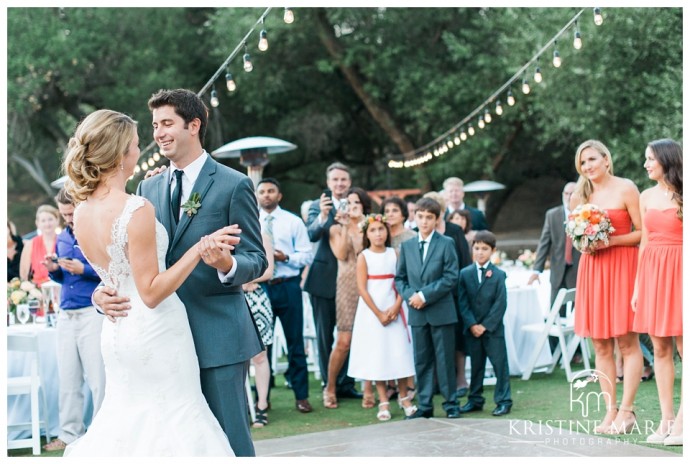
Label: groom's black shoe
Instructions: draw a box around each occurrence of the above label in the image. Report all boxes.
[492,404,512,416]
[459,402,483,413]
[404,409,433,420]
[336,387,363,399]
[446,406,462,419]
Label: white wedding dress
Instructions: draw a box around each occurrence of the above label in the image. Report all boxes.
[64,196,234,457]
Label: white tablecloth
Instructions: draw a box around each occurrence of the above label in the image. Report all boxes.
[504,286,552,375]
[7,323,92,440]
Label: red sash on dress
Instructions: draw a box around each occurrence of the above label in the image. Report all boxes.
[367,273,410,342]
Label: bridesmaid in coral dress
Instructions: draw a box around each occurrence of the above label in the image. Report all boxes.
[570,140,643,435]
[632,139,683,446]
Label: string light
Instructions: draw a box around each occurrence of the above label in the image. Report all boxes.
[152,152,160,162]
[484,107,492,123]
[552,41,562,68]
[454,134,461,145]
[507,88,516,106]
[593,7,603,26]
[225,71,236,92]
[258,20,268,51]
[284,7,294,24]
[468,124,475,136]
[521,75,531,94]
[148,158,155,167]
[243,43,253,72]
[140,162,148,171]
[134,165,141,174]
[460,128,468,141]
[477,115,485,129]
[210,87,220,107]
[573,21,582,49]
[495,100,503,116]
[534,64,543,83]
[446,137,454,149]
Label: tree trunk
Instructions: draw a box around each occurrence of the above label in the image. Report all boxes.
[10,153,55,197]
[313,8,416,157]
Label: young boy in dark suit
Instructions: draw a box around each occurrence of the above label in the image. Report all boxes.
[395,197,461,419]
[458,230,512,416]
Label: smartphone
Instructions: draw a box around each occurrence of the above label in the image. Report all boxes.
[50,256,59,263]
[338,201,349,214]
[323,188,333,200]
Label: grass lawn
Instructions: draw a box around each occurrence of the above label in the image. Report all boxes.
[8,358,682,457]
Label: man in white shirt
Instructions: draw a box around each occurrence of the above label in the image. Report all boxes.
[256,178,315,413]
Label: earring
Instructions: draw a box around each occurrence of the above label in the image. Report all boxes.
[120,163,124,171]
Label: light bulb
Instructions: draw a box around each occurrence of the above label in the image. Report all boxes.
[258,29,268,51]
[468,124,475,136]
[522,78,530,95]
[574,30,582,49]
[593,7,603,26]
[478,116,485,129]
[134,165,141,173]
[484,108,492,123]
[460,129,467,141]
[507,89,516,106]
[446,138,453,149]
[454,135,461,145]
[148,158,155,167]
[225,72,236,92]
[553,50,561,68]
[140,162,148,171]
[284,7,294,24]
[210,89,219,107]
[243,53,253,72]
[495,100,503,116]
[153,152,160,162]
[433,148,439,157]
[534,66,543,83]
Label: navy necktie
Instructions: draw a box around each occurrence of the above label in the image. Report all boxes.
[171,169,184,224]
[419,240,426,261]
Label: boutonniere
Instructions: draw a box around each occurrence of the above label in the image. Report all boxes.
[181,192,202,217]
[485,270,493,278]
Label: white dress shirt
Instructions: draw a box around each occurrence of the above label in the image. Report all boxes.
[416,230,435,303]
[169,151,237,282]
[260,206,314,279]
[476,262,489,283]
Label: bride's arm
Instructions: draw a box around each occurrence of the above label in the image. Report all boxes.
[127,202,234,308]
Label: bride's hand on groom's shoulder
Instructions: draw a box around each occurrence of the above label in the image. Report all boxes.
[144,165,167,180]
[197,225,242,271]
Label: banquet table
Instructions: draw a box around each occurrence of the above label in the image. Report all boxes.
[7,322,93,440]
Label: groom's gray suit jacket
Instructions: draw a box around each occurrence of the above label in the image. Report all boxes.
[137,155,266,368]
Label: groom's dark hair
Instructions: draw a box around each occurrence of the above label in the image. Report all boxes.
[148,89,208,146]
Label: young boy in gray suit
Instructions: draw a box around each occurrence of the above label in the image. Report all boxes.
[395,197,461,419]
[458,230,512,416]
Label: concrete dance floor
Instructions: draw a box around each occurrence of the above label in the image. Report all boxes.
[255,417,679,457]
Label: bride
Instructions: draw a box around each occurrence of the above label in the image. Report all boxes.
[61,109,235,456]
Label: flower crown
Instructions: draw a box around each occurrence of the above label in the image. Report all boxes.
[359,214,387,232]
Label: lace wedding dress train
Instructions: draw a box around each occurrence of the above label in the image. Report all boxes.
[64,196,234,457]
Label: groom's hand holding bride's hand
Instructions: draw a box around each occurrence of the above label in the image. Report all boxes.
[198,225,242,273]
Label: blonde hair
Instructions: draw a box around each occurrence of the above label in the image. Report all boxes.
[573,139,614,203]
[442,177,464,190]
[35,204,59,221]
[63,109,138,202]
[423,191,446,213]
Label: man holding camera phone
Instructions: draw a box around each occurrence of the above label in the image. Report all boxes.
[41,188,105,451]
[303,162,362,399]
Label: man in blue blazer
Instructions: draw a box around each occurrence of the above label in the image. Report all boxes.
[96,89,266,456]
[442,176,489,231]
[395,197,461,419]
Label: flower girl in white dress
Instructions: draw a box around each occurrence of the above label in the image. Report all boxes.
[348,214,417,421]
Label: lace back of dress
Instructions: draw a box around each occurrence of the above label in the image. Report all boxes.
[105,196,147,290]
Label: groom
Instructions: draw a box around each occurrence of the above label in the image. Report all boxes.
[95,88,266,456]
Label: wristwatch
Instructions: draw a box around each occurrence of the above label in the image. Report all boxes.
[284,255,290,263]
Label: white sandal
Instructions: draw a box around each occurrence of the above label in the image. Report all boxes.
[397,395,418,417]
[377,402,392,421]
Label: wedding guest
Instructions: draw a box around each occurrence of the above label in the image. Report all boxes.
[570,139,642,435]
[380,196,417,399]
[41,188,105,451]
[423,191,471,398]
[243,231,275,428]
[7,221,24,281]
[304,162,361,400]
[322,187,373,409]
[256,178,314,414]
[442,177,488,231]
[348,215,417,421]
[395,197,461,419]
[19,204,60,286]
[458,231,512,416]
[632,139,683,446]
[404,194,420,230]
[447,209,476,243]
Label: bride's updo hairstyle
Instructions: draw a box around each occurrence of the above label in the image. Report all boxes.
[63,109,137,202]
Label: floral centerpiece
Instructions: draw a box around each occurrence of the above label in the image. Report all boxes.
[7,277,41,315]
[490,250,507,266]
[516,249,537,269]
[564,203,616,253]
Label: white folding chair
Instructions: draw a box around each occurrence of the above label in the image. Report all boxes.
[7,333,52,455]
[245,373,256,424]
[521,288,591,382]
[301,291,321,380]
[271,318,289,376]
